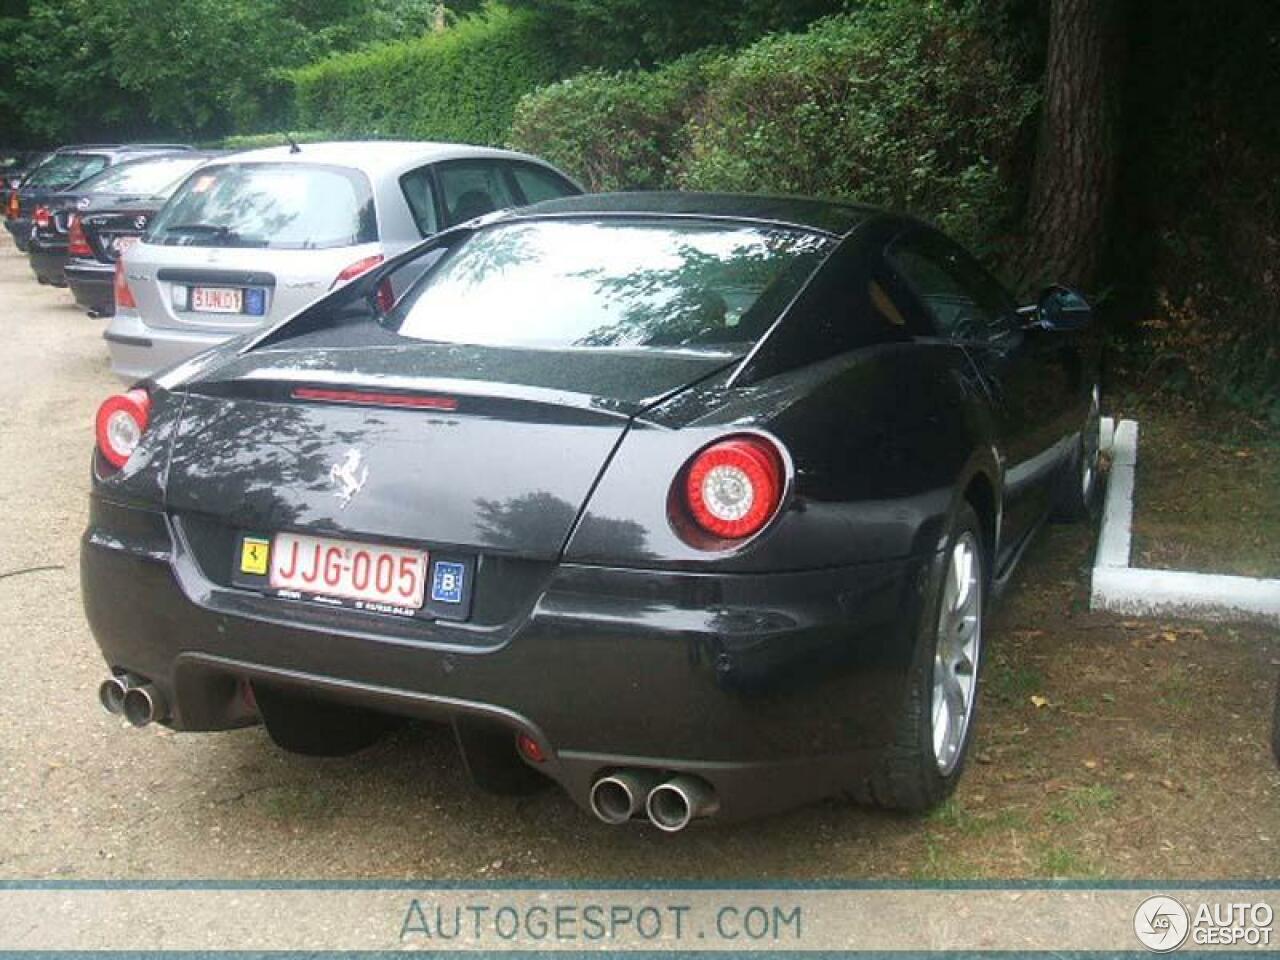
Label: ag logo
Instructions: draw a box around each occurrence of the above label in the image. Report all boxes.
[1134,896,1190,952]
[134,215,147,230]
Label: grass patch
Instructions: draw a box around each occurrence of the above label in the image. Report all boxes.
[1156,665,1194,714]
[1037,844,1102,878]
[984,656,1045,703]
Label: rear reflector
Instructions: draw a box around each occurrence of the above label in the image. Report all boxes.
[113,258,137,309]
[67,214,91,257]
[517,733,547,764]
[291,387,458,411]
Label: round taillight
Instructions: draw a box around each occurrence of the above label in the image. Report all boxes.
[95,389,151,468]
[683,435,785,540]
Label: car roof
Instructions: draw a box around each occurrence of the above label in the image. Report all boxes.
[213,140,552,177]
[506,191,882,237]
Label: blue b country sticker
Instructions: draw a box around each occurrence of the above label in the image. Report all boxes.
[431,561,465,604]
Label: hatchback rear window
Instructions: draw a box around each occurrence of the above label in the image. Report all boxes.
[23,153,108,189]
[147,163,376,249]
[389,219,832,351]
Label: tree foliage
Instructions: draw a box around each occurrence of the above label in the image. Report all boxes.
[503,0,847,69]
[511,3,1038,265]
[0,0,443,144]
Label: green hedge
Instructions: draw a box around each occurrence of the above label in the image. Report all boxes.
[211,130,339,151]
[291,4,566,146]
[510,2,1037,262]
[508,52,726,192]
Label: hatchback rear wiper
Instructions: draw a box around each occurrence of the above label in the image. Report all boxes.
[160,223,239,242]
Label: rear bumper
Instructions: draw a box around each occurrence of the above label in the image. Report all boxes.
[5,217,31,251]
[82,495,940,820]
[65,259,114,314]
[103,309,232,381]
[28,241,68,285]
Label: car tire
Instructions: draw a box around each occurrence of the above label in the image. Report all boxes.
[1053,383,1102,522]
[253,682,399,757]
[850,502,986,812]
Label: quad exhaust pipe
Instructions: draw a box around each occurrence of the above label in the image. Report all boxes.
[589,770,718,832]
[98,673,168,727]
[589,770,665,825]
[98,673,142,715]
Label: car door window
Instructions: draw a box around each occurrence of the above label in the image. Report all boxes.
[508,163,578,204]
[400,165,440,237]
[436,161,518,226]
[887,231,1017,341]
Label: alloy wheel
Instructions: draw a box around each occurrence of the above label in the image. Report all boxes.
[931,532,983,775]
[1081,384,1101,500]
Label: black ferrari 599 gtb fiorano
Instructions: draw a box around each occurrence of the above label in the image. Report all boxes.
[83,192,1100,830]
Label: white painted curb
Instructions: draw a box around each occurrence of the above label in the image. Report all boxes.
[1089,418,1280,625]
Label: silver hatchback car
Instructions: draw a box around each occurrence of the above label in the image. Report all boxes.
[104,141,581,380]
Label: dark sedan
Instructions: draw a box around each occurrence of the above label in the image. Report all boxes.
[5,143,190,253]
[82,193,1101,829]
[32,151,221,310]
[0,149,49,208]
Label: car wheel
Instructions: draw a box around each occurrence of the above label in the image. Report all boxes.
[253,682,399,757]
[1054,383,1102,521]
[850,502,985,811]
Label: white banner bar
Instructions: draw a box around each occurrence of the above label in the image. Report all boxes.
[0,887,1274,952]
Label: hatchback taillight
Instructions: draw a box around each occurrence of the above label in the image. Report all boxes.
[67,214,91,257]
[95,389,151,469]
[5,192,17,220]
[33,205,51,230]
[332,254,395,312]
[680,435,785,540]
[113,258,137,310]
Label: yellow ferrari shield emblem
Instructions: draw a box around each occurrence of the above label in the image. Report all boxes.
[240,537,270,576]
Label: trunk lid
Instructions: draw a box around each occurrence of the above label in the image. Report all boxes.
[165,334,737,561]
[79,196,164,262]
[124,240,380,334]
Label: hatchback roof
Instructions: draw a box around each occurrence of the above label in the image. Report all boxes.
[507,191,879,237]
[216,140,552,177]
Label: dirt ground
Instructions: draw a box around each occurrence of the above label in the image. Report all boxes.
[0,243,1276,882]
[1127,398,1280,579]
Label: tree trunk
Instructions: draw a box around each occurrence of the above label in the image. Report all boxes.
[1019,0,1122,293]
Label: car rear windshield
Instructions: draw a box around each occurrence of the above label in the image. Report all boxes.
[22,153,109,189]
[147,162,376,249]
[389,219,833,351]
[74,155,210,198]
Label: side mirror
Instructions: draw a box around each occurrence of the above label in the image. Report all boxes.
[1026,285,1092,331]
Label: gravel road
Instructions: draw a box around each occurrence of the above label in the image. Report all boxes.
[0,243,1274,881]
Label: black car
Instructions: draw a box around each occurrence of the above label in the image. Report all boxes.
[30,151,220,305]
[4,143,191,253]
[82,192,1101,830]
[0,149,49,208]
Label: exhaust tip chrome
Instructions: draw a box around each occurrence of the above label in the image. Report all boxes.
[646,775,718,833]
[98,676,130,715]
[589,770,662,825]
[122,684,167,728]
